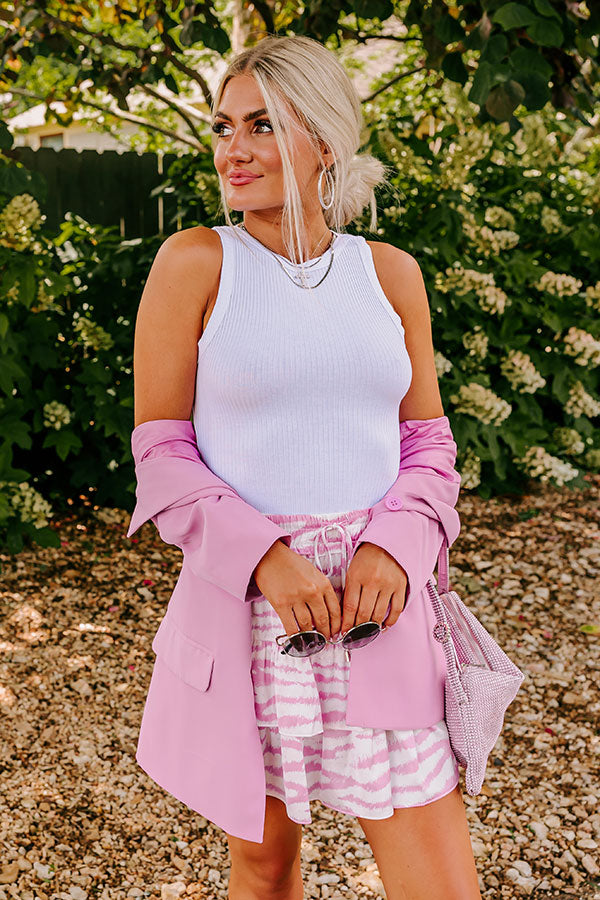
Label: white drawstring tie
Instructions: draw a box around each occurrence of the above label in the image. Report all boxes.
[312,522,354,592]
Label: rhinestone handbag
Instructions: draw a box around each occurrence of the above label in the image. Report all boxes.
[427,536,525,795]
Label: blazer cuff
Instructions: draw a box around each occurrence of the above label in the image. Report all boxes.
[355,511,444,609]
[169,493,293,602]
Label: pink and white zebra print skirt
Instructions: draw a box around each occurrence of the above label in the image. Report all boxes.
[249,506,460,825]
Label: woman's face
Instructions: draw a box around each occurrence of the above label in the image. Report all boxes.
[212,73,327,215]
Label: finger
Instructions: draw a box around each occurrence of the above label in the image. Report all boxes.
[372,593,394,630]
[292,602,317,636]
[340,580,360,635]
[350,585,380,632]
[323,581,342,639]
[382,591,406,629]
[277,607,303,642]
[307,595,334,641]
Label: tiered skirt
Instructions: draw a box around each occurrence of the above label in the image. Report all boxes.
[249,506,460,825]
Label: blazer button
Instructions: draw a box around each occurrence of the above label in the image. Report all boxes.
[384,496,403,510]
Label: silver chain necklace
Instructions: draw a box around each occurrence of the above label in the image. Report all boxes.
[237,223,336,289]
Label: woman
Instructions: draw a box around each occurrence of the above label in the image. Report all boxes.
[131,33,482,900]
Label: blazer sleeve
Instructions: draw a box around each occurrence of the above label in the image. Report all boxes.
[125,418,293,603]
[352,415,461,609]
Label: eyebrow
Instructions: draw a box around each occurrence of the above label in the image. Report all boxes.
[213,108,268,123]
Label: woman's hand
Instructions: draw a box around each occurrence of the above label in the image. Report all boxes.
[340,541,407,637]
[253,539,342,640]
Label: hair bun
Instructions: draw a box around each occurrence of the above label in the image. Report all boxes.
[335,153,388,227]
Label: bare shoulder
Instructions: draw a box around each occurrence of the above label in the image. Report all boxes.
[140,225,223,332]
[152,224,223,283]
[364,239,427,323]
[132,226,224,426]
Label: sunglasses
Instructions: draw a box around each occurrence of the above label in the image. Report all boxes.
[275,619,387,661]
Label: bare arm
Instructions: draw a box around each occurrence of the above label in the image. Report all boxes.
[367,240,444,422]
[132,226,222,428]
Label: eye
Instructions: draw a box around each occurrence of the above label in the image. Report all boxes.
[254,119,273,133]
[211,119,273,136]
[211,121,230,136]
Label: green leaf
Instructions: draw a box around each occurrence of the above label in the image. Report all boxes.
[552,369,570,403]
[468,60,494,105]
[442,51,468,85]
[0,313,8,339]
[485,80,526,120]
[509,46,553,79]
[532,0,561,21]
[354,0,394,19]
[514,71,552,110]
[164,73,179,94]
[526,18,564,46]
[0,122,14,150]
[29,524,61,548]
[434,15,465,44]
[579,624,600,635]
[42,429,83,461]
[491,3,537,30]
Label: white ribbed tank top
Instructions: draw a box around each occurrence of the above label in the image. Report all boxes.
[191,224,413,515]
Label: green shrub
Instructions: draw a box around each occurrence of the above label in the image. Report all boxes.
[1,107,599,559]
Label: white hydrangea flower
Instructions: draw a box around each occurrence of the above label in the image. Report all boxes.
[449,382,512,425]
[434,350,453,378]
[484,206,516,230]
[514,446,579,487]
[584,448,600,469]
[4,281,20,303]
[521,191,544,206]
[500,350,546,394]
[438,129,494,190]
[36,280,59,311]
[73,316,114,351]
[565,381,600,418]
[553,427,586,456]
[584,280,600,313]
[457,204,520,257]
[463,327,488,360]
[0,480,54,528]
[478,284,508,315]
[43,400,71,430]
[0,193,44,251]
[535,270,583,297]
[540,206,562,234]
[459,448,481,490]
[435,263,509,315]
[512,114,558,168]
[562,327,600,367]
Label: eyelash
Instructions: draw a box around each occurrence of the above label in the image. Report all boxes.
[211,119,273,136]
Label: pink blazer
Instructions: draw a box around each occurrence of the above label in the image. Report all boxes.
[126,415,461,843]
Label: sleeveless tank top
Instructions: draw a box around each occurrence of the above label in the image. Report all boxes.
[191,224,413,515]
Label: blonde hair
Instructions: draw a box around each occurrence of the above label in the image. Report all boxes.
[209,34,392,272]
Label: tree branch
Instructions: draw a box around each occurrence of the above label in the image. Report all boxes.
[139,84,206,142]
[155,0,213,108]
[361,66,426,103]
[43,9,214,109]
[7,87,208,151]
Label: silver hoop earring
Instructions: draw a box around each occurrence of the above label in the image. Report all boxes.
[318,166,335,210]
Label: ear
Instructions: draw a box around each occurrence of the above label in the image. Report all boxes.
[317,138,334,168]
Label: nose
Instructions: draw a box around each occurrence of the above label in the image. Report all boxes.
[224,129,252,164]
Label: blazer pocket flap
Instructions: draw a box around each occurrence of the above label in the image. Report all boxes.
[152,617,214,692]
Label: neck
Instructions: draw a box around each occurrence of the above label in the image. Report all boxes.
[239,213,332,263]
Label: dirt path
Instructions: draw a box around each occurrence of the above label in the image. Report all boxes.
[1,477,599,899]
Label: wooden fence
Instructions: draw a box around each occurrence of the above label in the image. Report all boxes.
[10,147,188,238]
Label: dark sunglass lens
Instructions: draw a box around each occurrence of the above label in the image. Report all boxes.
[285,632,326,657]
[343,622,380,649]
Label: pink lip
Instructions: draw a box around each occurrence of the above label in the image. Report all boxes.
[229,174,261,184]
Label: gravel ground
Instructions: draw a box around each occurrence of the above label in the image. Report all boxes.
[1,475,599,899]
